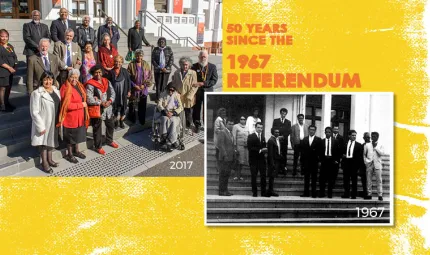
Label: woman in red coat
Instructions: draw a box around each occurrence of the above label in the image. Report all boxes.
[98,33,118,74]
[57,69,89,164]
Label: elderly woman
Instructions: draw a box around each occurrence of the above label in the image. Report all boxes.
[151,37,173,100]
[30,71,61,174]
[86,65,117,155]
[246,107,262,134]
[0,29,17,112]
[127,49,152,125]
[81,41,98,83]
[171,56,198,132]
[108,55,131,128]
[157,83,183,152]
[57,69,89,164]
[232,116,249,180]
[98,33,118,74]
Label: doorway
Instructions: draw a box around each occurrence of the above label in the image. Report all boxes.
[0,0,38,19]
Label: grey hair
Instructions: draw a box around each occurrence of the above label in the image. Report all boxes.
[198,49,208,56]
[68,68,80,78]
[135,49,144,56]
[31,10,41,16]
[65,28,74,35]
[82,15,91,21]
[179,56,192,66]
[39,38,50,47]
[101,33,111,41]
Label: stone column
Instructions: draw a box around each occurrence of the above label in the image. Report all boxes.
[206,0,215,30]
[321,94,332,137]
[167,0,174,13]
[350,94,371,144]
[212,1,222,44]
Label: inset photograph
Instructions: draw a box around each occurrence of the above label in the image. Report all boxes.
[205,93,393,225]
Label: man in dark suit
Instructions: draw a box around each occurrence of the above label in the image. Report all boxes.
[23,10,51,59]
[272,108,292,175]
[341,130,363,199]
[98,17,120,48]
[247,122,268,197]
[191,50,218,131]
[267,128,284,196]
[217,120,236,196]
[319,127,341,198]
[75,15,97,51]
[128,20,151,52]
[50,8,77,43]
[332,125,344,184]
[290,114,309,176]
[27,38,70,94]
[300,125,321,198]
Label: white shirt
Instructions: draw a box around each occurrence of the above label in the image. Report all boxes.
[346,140,356,158]
[309,135,315,146]
[276,137,281,155]
[325,137,332,156]
[299,124,305,140]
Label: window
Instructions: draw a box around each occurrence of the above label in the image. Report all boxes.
[72,0,87,16]
[94,0,105,17]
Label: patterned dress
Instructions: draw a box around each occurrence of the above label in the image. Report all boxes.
[232,123,249,165]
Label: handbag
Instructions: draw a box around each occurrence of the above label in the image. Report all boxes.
[88,104,101,118]
[125,50,135,62]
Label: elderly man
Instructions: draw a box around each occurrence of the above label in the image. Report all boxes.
[364,132,385,201]
[98,17,120,48]
[27,38,71,94]
[128,20,151,52]
[191,50,218,131]
[50,8,76,42]
[53,28,82,86]
[23,10,50,60]
[75,15,97,51]
[157,83,184,152]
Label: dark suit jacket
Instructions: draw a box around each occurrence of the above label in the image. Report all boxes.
[75,25,97,50]
[343,140,364,167]
[320,137,341,162]
[334,133,344,153]
[50,18,77,42]
[128,27,150,51]
[217,129,235,162]
[301,136,322,171]
[151,46,174,73]
[267,136,284,167]
[247,132,266,165]
[272,118,292,140]
[27,53,66,93]
[23,21,50,56]
[191,62,218,91]
[98,25,120,48]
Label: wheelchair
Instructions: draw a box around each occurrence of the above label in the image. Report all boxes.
[150,107,185,151]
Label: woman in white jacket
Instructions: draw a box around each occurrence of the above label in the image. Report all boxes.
[30,71,61,174]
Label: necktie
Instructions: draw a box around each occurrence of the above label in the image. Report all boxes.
[281,118,284,124]
[43,56,50,71]
[109,27,113,38]
[66,44,72,66]
[63,20,67,29]
[348,141,353,157]
[327,139,331,156]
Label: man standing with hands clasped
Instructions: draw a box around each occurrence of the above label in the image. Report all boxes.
[364,132,385,201]
[247,122,268,197]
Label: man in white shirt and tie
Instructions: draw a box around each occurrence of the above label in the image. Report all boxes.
[341,130,363,199]
[291,114,309,176]
[53,28,82,86]
[319,127,341,198]
[267,128,284,197]
[300,125,321,198]
[364,132,385,201]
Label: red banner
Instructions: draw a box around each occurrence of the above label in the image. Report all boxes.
[173,0,183,14]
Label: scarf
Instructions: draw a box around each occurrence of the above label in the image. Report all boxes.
[159,47,166,68]
[86,77,109,94]
[56,80,90,128]
[166,92,179,110]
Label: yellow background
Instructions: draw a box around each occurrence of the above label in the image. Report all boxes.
[0,0,429,254]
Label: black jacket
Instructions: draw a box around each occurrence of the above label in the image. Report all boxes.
[50,18,77,42]
[23,21,50,56]
[247,132,266,165]
[267,136,284,167]
[301,136,322,170]
[98,25,120,48]
[272,118,292,140]
[191,62,218,90]
[151,46,174,73]
[128,27,150,51]
[75,25,97,50]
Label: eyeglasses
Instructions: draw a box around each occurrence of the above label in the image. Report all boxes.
[240,118,246,120]
[169,89,175,92]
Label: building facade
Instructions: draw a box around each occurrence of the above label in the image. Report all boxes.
[0,0,222,48]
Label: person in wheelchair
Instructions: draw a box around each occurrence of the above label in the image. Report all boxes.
[157,83,184,151]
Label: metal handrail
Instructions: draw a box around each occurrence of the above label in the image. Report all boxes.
[142,10,202,50]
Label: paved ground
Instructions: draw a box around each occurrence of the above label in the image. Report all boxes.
[136,142,204,177]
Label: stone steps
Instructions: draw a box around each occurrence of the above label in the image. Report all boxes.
[207,217,391,224]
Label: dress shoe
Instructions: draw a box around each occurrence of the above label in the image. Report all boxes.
[318,194,325,198]
[378,196,383,201]
[119,120,125,129]
[109,142,119,148]
[96,148,106,155]
[262,193,271,197]
[252,193,258,197]
[226,192,234,196]
[65,155,79,164]
[268,192,279,197]
[364,196,372,200]
[311,195,317,198]
[341,195,350,199]
[328,195,332,198]
[73,151,86,159]
[219,192,232,196]
[300,194,310,197]
[351,196,357,199]
[6,103,15,110]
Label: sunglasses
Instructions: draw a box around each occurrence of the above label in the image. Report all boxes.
[169,89,175,92]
